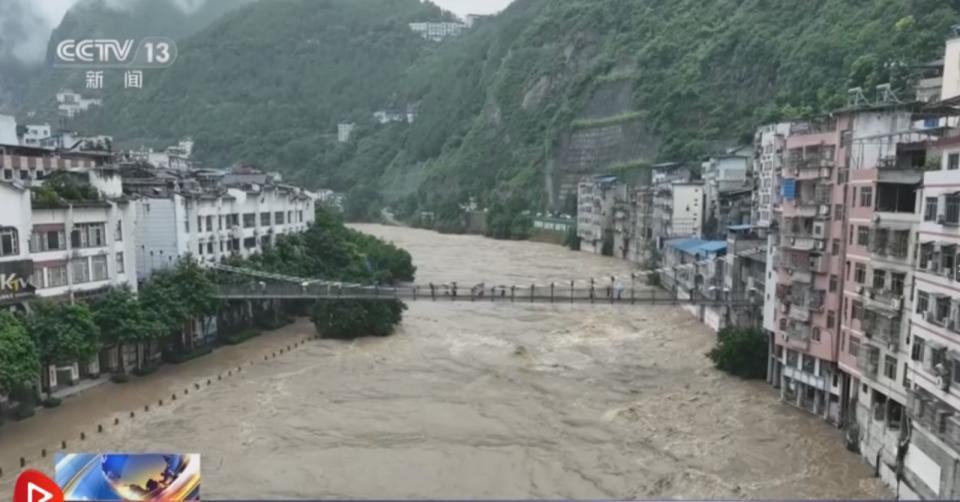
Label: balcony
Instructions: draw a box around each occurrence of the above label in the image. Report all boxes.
[788,287,825,312]
[784,322,811,349]
[857,345,881,379]
[864,287,905,314]
[782,236,824,253]
[862,308,901,349]
[909,388,960,452]
[788,307,811,323]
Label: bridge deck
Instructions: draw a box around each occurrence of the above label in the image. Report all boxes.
[215,283,757,307]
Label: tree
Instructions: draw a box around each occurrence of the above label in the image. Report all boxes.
[312,299,406,339]
[25,302,101,390]
[707,327,768,380]
[0,311,40,396]
[139,259,219,352]
[93,288,165,373]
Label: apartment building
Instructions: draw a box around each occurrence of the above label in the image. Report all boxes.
[0,167,137,390]
[773,118,845,424]
[577,176,622,255]
[837,104,933,487]
[127,167,316,281]
[899,36,960,499]
[612,186,654,263]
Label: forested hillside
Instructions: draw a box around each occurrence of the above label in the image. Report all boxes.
[61,0,960,225]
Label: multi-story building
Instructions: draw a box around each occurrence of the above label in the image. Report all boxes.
[408,22,467,41]
[652,180,704,247]
[836,103,933,486]
[612,186,654,264]
[20,124,51,146]
[577,176,622,255]
[0,162,137,391]
[899,36,960,499]
[702,149,752,237]
[56,90,102,118]
[773,118,844,424]
[126,167,316,280]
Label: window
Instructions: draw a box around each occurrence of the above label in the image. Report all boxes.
[949,153,960,171]
[802,354,816,373]
[855,263,866,284]
[891,273,905,295]
[829,275,839,293]
[71,259,90,284]
[287,210,293,224]
[184,218,190,233]
[832,239,840,256]
[220,241,225,252]
[872,269,886,290]
[835,204,843,221]
[228,214,240,227]
[91,255,108,281]
[827,311,836,329]
[116,252,124,274]
[850,336,861,357]
[851,300,863,321]
[275,211,285,225]
[860,186,873,208]
[779,318,787,330]
[207,242,214,254]
[70,223,105,249]
[912,336,925,361]
[857,226,870,246]
[926,197,939,221]
[2,169,11,180]
[786,349,798,367]
[218,215,224,230]
[848,224,854,244]
[261,212,271,226]
[231,238,240,251]
[946,194,960,225]
[917,291,930,314]
[0,227,18,256]
[198,243,204,256]
[205,216,212,232]
[197,216,202,232]
[298,210,303,222]
[884,355,897,379]
[19,169,27,180]
[813,327,821,342]
[244,237,257,249]
[243,213,256,228]
[47,265,67,288]
[115,221,122,242]
[936,296,951,322]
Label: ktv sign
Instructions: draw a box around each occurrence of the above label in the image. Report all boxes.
[0,260,36,304]
[53,37,178,69]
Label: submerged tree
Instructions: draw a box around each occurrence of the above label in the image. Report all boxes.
[707,327,768,380]
[0,311,40,397]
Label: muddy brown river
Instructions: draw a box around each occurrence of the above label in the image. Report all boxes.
[1,225,889,499]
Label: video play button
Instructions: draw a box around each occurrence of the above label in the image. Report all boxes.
[13,470,63,502]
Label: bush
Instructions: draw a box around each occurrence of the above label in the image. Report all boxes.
[14,403,35,420]
[111,374,130,384]
[312,299,406,339]
[42,397,62,408]
[707,327,768,379]
[223,328,262,345]
[163,345,214,364]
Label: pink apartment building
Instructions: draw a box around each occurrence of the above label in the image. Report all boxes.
[774,120,845,424]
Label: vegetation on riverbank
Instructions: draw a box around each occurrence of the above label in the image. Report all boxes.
[707,327,768,380]
[233,207,416,339]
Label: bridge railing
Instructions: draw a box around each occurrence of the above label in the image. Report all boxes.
[215,281,757,306]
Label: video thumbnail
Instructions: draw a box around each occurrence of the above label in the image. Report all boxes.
[54,453,200,501]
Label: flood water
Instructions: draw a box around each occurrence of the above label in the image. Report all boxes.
[1,225,889,499]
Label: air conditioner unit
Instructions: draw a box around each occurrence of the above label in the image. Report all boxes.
[857,286,865,295]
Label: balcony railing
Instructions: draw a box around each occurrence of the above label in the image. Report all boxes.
[784,323,811,349]
[862,311,901,348]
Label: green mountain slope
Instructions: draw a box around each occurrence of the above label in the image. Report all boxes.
[74,0,449,166]
[70,0,960,222]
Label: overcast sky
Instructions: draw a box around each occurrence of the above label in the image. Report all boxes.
[0,0,515,64]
